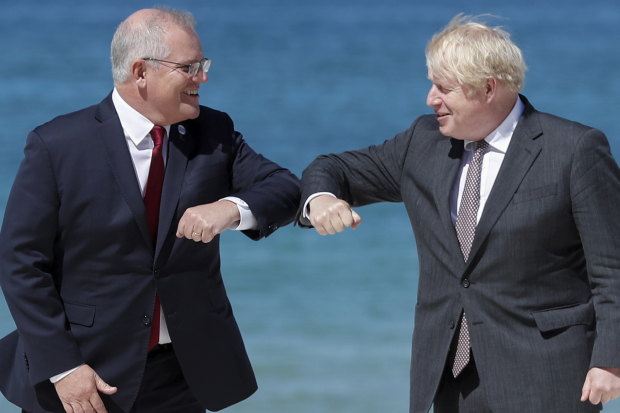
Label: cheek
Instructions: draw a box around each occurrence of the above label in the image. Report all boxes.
[154,86,177,105]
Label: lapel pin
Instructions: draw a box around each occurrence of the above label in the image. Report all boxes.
[177,125,186,136]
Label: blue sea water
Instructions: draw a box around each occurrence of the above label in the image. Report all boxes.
[1,0,619,412]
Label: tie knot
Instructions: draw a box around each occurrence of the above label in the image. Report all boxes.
[150,126,165,147]
[474,140,489,153]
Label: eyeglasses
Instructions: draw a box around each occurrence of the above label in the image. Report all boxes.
[142,57,211,78]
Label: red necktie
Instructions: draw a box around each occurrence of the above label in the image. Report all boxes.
[144,125,165,350]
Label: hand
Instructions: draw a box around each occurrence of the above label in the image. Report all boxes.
[308,195,362,235]
[176,200,240,243]
[54,364,117,413]
[581,367,620,404]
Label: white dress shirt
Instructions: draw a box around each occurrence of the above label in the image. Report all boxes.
[50,90,257,382]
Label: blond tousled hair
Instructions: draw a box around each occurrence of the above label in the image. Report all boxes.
[426,14,526,95]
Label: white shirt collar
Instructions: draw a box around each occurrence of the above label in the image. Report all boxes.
[111,88,170,145]
[463,96,524,154]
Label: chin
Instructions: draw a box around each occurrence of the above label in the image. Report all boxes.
[184,106,201,120]
[438,126,452,137]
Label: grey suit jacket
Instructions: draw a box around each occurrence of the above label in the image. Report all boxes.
[299,96,620,413]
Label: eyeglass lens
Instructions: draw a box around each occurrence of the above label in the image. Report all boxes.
[190,59,211,77]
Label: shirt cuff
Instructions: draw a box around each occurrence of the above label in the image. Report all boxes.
[303,192,336,219]
[50,365,82,383]
[221,197,258,231]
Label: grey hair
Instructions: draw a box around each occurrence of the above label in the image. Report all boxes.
[110,8,197,83]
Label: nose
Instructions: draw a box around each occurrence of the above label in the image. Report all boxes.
[426,85,440,108]
[193,70,208,83]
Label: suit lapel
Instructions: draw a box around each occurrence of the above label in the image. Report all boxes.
[434,138,467,265]
[467,103,543,267]
[96,96,153,248]
[155,123,193,257]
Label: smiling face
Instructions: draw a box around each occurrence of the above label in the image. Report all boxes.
[425,75,494,141]
[140,25,208,125]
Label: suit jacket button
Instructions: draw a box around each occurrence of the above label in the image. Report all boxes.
[449,321,455,329]
[143,315,151,327]
[462,278,470,288]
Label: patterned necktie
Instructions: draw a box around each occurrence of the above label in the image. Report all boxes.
[144,125,165,350]
[452,140,488,377]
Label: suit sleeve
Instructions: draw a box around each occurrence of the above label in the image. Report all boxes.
[570,128,620,368]
[297,120,417,226]
[226,129,300,240]
[0,131,84,384]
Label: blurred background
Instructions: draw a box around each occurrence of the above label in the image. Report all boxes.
[1,0,619,411]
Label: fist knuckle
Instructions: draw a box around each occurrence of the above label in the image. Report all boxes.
[312,214,326,226]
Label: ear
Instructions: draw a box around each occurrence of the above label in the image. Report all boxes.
[484,78,497,102]
[129,59,148,85]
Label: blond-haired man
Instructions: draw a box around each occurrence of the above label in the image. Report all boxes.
[299,15,620,413]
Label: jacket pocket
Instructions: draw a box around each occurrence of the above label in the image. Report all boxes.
[531,301,594,333]
[64,302,96,327]
[512,184,557,203]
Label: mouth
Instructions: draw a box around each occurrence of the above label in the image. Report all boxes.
[183,90,199,97]
[436,112,450,122]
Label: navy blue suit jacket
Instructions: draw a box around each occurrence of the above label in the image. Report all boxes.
[0,94,300,412]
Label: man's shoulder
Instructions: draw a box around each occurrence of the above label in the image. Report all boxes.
[414,113,440,128]
[33,101,104,138]
[404,114,444,145]
[399,114,438,132]
[180,105,236,139]
[179,105,231,129]
[521,97,598,139]
[193,105,232,124]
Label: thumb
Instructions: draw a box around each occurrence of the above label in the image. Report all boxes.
[351,210,362,229]
[94,373,118,395]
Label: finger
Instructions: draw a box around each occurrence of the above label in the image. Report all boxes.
[317,221,335,235]
[336,206,362,230]
[335,207,354,229]
[61,401,74,413]
[581,379,590,402]
[70,403,86,413]
[310,214,334,235]
[201,230,215,243]
[319,220,337,235]
[176,217,189,238]
[328,214,346,233]
[81,402,95,413]
[589,388,602,405]
[198,222,218,243]
[90,394,110,413]
[314,223,329,235]
[322,212,341,234]
[191,229,203,241]
[94,374,117,395]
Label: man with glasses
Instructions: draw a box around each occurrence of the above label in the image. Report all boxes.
[0,7,299,413]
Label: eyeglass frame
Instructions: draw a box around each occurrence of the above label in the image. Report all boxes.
[142,57,211,78]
